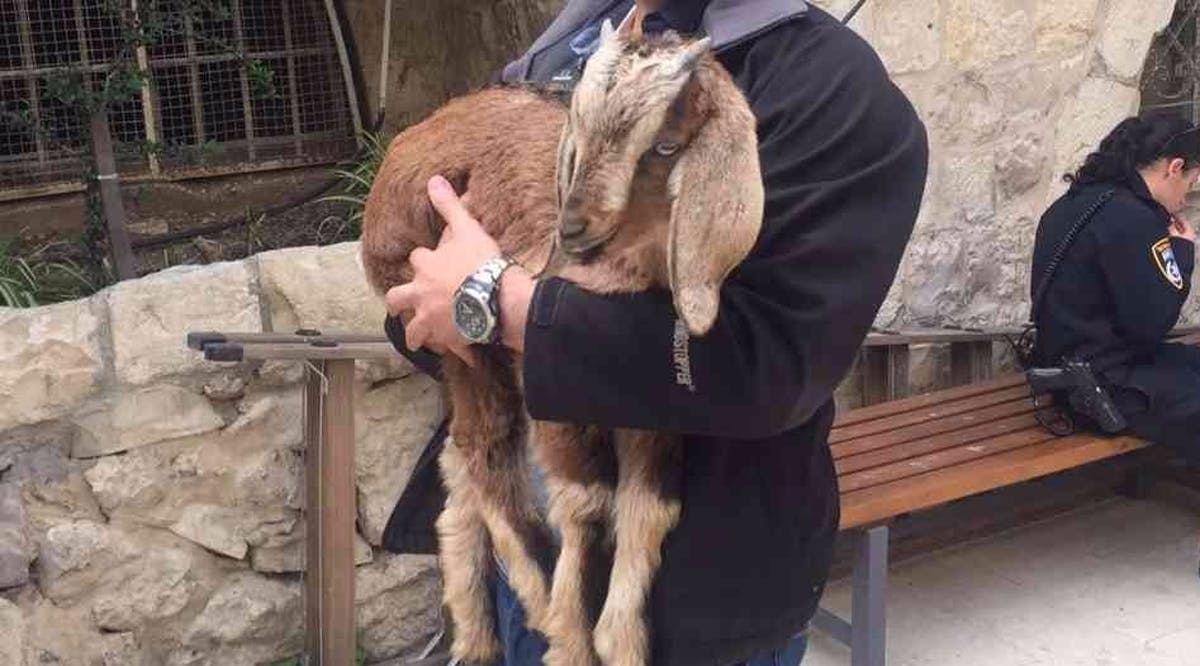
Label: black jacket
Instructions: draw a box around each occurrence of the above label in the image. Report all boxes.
[1032,177,1194,373]
[384,4,929,665]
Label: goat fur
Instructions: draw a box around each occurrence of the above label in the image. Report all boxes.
[361,27,763,666]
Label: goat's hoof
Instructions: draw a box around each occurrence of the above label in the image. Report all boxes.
[451,627,502,665]
[593,607,647,666]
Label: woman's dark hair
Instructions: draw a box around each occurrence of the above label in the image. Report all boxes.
[1065,113,1200,186]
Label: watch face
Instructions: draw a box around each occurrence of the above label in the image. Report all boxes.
[454,294,491,342]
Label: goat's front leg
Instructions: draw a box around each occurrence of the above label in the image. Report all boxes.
[437,439,501,664]
[594,430,682,666]
[536,423,616,666]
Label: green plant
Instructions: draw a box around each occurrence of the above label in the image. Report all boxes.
[320,131,388,235]
[0,239,100,308]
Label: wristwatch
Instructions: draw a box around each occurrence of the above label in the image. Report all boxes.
[452,256,515,344]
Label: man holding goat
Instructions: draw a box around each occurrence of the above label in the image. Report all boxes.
[385,1,928,664]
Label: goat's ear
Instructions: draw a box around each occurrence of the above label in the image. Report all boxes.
[667,84,764,336]
[554,119,574,211]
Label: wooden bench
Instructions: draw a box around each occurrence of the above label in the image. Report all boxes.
[813,329,1200,666]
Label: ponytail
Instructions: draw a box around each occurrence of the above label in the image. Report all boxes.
[1065,114,1200,186]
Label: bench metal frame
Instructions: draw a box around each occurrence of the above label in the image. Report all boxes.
[813,525,889,666]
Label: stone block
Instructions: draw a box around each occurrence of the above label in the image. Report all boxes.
[1034,0,1101,56]
[356,553,442,662]
[169,504,249,560]
[0,300,104,431]
[71,384,224,458]
[355,374,445,545]
[108,261,261,386]
[0,598,23,666]
[90,546,196,631]
[256,242,387,334]
[0,484,31,589]
[869,0,941,74]
[1098,0,1177,81]
[1051,78,1139,194]
[945,0,1032,70]
[177,572,303,665]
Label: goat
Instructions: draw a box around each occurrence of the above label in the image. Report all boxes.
[361,19,763,666]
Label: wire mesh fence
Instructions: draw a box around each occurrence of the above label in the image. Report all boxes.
[0,0,357,198]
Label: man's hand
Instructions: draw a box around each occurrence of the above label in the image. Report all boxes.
[385,176,501,366]
[1170,214,1196,243]
[385,175,536,365]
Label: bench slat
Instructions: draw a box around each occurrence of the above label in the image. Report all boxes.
[838,426,1057,492]
[835,412,1040,475]
[830,384,1030,444]
[832,396,1033,458]
[833,374,1025,429]
[838,435,1147,529]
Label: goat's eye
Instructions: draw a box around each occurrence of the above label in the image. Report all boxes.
[653,141,680,157]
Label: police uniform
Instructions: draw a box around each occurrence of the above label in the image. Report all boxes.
[1032,175,1200,462]
[383,2,930,665]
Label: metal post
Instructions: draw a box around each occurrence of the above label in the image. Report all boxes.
[322,0,363,136]
[851,525,889,666]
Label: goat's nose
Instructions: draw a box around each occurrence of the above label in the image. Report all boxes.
[560,208,588,239]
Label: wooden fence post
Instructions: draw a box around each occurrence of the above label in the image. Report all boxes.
[89,109,136,280]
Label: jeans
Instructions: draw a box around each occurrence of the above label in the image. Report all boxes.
[494,569,809,666]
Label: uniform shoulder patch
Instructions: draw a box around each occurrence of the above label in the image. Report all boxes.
[1151,237,1185,290]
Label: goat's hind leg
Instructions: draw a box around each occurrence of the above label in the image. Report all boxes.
[538,423,616,666]
[446,354,553,636]
[437,439,501,664]
[441,355,552,657]
[594,431,682,666]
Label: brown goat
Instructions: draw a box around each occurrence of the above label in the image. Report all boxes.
[361,21,763,666]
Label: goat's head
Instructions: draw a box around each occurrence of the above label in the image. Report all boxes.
[553,21,764,336]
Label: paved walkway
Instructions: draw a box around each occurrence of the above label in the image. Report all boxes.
[807,490,1200,666]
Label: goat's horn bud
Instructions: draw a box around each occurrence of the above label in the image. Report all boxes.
[600,18,617,45]
[677,36,713,70]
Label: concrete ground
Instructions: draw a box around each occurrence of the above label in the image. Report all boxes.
[806,488,1200,666]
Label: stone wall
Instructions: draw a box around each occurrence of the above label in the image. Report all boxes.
[0,242,445,665]
[816,0,1197,329]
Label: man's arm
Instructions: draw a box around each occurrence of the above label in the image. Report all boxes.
[516,17,929,438]
[1097,209,1194,345]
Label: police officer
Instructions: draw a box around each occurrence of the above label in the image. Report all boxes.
[1032,113,1200,463]
[385,1,929,665]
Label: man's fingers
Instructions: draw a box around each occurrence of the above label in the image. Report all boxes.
[410,246,434,269]
[428,175,476,233]
[385,283,418,316]
[405,314,431,352]
[449,341,480,369]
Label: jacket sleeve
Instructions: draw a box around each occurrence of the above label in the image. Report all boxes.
[1096,208,1193,346]
[521,17,929,438]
